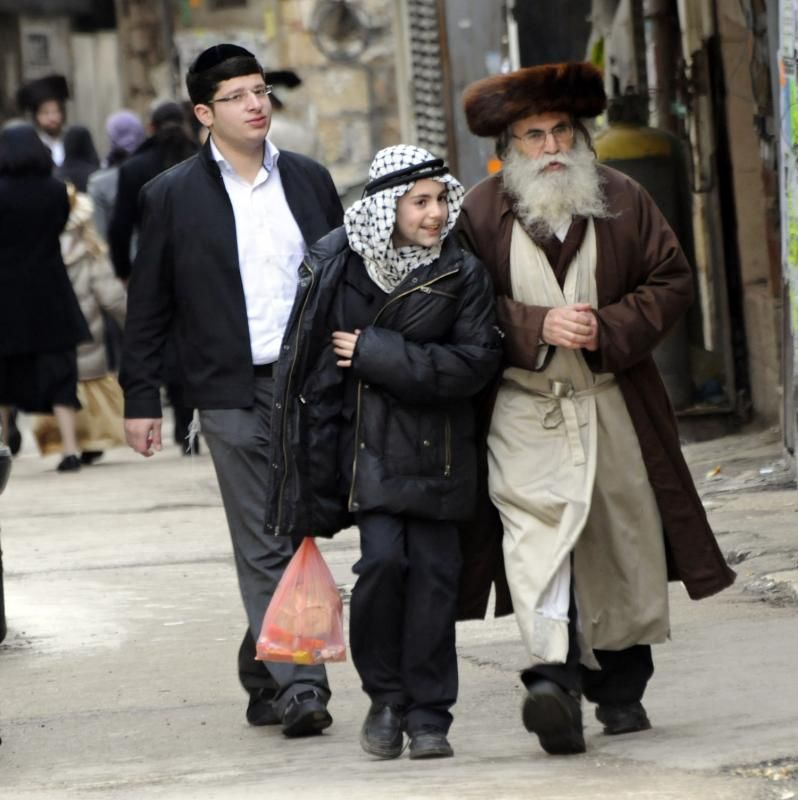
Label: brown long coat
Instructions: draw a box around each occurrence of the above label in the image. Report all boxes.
[456,164,735,620]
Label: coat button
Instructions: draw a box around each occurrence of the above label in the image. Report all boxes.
[351,502,359,510]
[275,401,281,409]
[363,384,369,389]
[272,463,278,469]
[359,442,365,449]
[423,439,431,447]
[411,277,418,284]
[283,344,290,351]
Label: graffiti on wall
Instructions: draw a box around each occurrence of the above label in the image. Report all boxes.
[779,0,798,364]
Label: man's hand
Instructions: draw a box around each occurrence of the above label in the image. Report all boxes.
[542,304,599,351]
[332,329,361,368]
[125,418,163,457]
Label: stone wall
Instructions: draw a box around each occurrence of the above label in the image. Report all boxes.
[114,0,171,115]
[169,0,400,198]
[274,0,399,196]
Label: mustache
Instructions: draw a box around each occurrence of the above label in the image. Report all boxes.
[500,138,611,238]
[528,151,576,175]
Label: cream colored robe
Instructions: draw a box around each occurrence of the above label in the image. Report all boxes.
[487,220,670,667]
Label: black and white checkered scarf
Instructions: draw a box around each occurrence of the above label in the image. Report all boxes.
[344,145,464,293]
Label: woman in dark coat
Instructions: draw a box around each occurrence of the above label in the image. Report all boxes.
[267,145,501,761]
[55,125,100,192]
[0,125,90,471]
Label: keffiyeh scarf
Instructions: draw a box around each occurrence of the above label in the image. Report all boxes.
[344,144,465,293]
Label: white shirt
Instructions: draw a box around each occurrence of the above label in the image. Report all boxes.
[39,132,64,166]
[210,136,305,364]
[553,217,571,242]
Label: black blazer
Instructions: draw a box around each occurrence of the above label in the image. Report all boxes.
[0,175,89,356]
[120,139,344,417]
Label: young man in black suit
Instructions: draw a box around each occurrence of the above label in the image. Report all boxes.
[120,44,343,737]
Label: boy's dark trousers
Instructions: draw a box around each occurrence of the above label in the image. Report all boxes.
[350,511,461,734]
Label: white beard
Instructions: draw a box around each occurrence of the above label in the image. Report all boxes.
[501,137,611,238]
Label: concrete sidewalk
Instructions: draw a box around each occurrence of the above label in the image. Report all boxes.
[0,425,796,799]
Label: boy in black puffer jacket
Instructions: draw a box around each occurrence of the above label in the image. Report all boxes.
[267,144,501,760]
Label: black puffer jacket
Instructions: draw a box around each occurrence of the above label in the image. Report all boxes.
[266,226,502,537]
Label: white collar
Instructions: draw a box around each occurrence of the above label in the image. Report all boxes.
[209,136,279,175]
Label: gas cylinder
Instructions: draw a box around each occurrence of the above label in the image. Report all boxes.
[595,95,695,410]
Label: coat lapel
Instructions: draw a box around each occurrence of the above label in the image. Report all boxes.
[593,216,617,307]
[278,152,321,247]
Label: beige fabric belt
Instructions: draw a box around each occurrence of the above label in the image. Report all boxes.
[505,376,616,467]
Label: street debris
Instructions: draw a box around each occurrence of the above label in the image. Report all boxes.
[728,756,798,783]
[743,575,798,607]
[725,548,754,565]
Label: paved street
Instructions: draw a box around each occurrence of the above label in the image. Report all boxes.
[1,425,797,799]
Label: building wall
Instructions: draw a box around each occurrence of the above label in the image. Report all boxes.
[0,11,120,153]
[114,0,171,115]
[168,0,400,198]
[442,0,508,189]
[0,14,21,119]
[717,3,781,423]
[274,0,398,196]
[71,30,122,154]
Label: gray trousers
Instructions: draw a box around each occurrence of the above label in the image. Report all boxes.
[200,375,329,714]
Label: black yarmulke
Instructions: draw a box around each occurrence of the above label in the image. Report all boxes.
[189,44,256,74]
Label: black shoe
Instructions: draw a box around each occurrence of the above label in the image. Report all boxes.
[281,689,332,737]
[408,725,454,760]
[56,455,81,472]
[522,680,585,755]
[245,689,280,727]
[360,703,405,759]
[595,701,651,736]
[6,412,21,456]
[80,450,104,465]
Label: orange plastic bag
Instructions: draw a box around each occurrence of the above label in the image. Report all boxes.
[256,537,346,665]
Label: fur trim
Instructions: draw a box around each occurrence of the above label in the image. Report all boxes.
[463,62,606,137]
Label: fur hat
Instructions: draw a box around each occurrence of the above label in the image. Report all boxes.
[463,62,606,138]
[17,74,69,113]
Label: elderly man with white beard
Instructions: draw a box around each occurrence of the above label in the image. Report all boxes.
[456,62,735,756]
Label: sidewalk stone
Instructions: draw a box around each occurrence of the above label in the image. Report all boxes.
[0,424,796,799]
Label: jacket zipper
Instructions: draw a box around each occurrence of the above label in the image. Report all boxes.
[419,286,458,299]
[444,415,452,478]
[275,258,315,534]
[348,268,461,511]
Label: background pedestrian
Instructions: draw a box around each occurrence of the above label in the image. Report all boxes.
[0,125,90,471]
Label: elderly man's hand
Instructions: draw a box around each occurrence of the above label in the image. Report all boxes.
[542,304,598,350]
[125,418,163,457]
